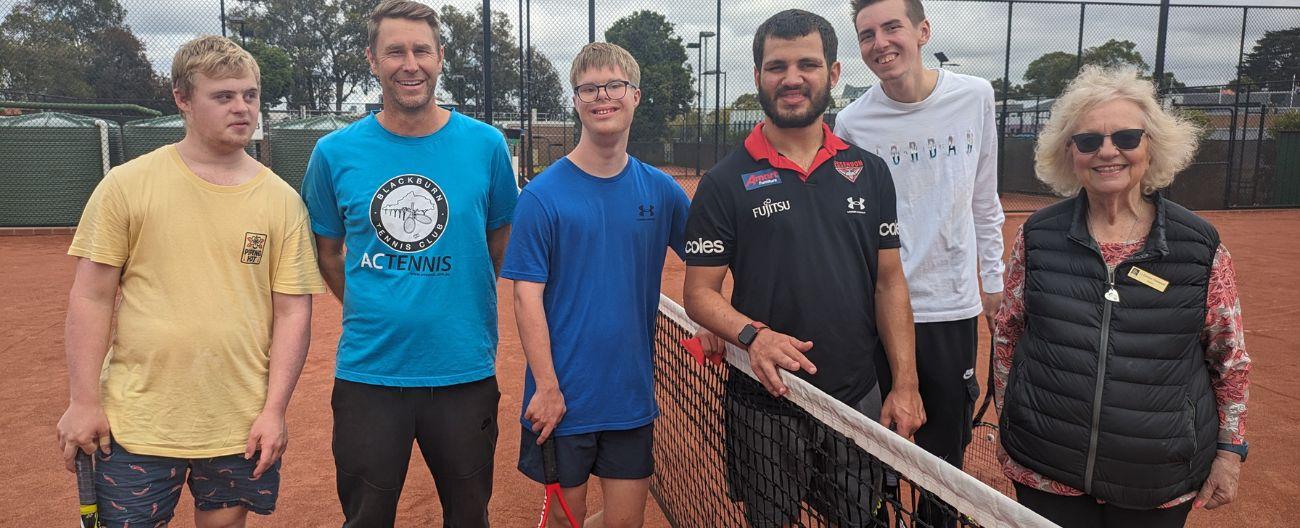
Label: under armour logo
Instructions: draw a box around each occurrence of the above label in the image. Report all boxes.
[638,205,655,217]
[847,197,866,210]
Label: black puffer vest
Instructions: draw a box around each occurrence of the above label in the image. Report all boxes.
[1000,192,1219,509]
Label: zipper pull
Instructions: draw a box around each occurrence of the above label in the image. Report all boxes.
[1104,288,1120,303]
[1105,267,1119,303]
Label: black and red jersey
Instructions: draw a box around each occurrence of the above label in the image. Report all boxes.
[684,122,901,403]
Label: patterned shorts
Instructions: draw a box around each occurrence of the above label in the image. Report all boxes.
[94,439,280,527]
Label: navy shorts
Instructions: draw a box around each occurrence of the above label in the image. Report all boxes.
[518,423,654,488]
[94,439,280,527]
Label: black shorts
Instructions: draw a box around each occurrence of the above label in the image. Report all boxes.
[724,382,883,528]
[518,423,655,488]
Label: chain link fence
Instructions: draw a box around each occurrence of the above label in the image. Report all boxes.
[2,0,1299,219]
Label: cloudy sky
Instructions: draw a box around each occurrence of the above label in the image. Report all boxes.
[4,0,1298,107]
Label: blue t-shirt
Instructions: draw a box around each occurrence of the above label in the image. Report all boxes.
[301,112,518,386]
[502,156,689,435]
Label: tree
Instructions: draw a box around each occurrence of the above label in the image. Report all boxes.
[0,0,171,109]
[1021,51,1078,98]
[439,6,526,115]
[732,93,760,109]
[245,40,294,108]
[605,11,694,142]
[1241,27,1300,86]
[233,0,374,111]
[1082,39,1148,72]
[1021,39,1151,98]
[527,46,566,119]
[989,78,1025,101]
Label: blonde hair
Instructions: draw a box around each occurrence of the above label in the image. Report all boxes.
[1034,66,1200,196]
[570,42,641,88]
[368,0,441,50]
[171,35,260,98]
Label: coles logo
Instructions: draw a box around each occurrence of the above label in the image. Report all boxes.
[685,238,725,255]
[834,160,864,183]
[741,169,782,191]
[879,222,900,237]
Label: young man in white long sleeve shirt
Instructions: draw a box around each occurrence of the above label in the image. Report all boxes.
[833,2,1005,524]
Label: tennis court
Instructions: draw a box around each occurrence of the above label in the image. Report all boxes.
[1,205,1297,526]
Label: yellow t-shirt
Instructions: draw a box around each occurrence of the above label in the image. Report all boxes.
[69,144,326,458]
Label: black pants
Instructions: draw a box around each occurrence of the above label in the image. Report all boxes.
[331,377,500,528]
[877,317,979,528]
[1015,483,1194,528]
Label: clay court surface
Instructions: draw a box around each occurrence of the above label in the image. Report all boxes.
[2,208,1298,527]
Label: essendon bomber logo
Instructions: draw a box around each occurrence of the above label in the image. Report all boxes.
[834,160,863,183]
[370,174,449,253]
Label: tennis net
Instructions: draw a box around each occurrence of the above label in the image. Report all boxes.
[650,295,1055,528]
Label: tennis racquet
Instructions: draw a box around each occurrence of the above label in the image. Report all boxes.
[536,438,579,528]
[75,451,99,528]
[965,332,1015,497]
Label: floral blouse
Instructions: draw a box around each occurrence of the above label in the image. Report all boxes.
[993,226,1251,508]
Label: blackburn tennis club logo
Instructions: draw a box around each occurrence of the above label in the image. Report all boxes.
[834,160,863,183]
[370,174,449,253]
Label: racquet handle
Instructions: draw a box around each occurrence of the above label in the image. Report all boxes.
[75,451,98,528]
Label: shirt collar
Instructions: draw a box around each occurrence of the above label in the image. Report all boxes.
[743,121,849,180]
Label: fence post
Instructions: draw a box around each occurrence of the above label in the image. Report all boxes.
[1224,7,1249,209]
[998,0,1013,192]
[1076,3,1085,70]
[219,0,227,37]
[482,0,493,125]
[1153,0,1171,93]
[589,0,595,43]
[713,0,722,163]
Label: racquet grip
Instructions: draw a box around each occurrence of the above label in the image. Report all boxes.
[542,438,559,485]
[75,451,98,528]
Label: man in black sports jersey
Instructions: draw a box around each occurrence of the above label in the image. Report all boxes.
[682,9,925,526]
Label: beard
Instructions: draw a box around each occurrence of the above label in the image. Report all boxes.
[759,80,831,129]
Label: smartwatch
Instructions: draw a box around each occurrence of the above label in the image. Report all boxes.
[1216,442,1248,463]
[737,322,768,347]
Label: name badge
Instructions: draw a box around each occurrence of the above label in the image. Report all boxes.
[1127,266,1169,292]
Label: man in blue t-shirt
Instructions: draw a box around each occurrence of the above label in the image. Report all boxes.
[299,2,517,526]
[502,42,718,527]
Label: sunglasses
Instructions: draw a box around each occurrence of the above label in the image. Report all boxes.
[1070,129,1145,153]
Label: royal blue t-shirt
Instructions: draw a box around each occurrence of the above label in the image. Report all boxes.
[502,156,689,435]
[301,112,518,386]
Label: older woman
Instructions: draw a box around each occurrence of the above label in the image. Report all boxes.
[993,66,1250,528]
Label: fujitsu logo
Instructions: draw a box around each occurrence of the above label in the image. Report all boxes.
[752,198,791,218]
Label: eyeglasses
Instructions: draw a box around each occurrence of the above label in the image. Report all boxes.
[574,80,636,103]
[1070,129,1145,154]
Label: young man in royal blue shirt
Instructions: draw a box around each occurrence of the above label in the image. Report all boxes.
[299,2,517,526]
[502,42,718,527]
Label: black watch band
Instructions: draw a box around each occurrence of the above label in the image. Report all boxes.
[1216,442,1248,462]
[737,322,767,347]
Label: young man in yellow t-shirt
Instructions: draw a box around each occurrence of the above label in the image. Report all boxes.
[54,36,324,528]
